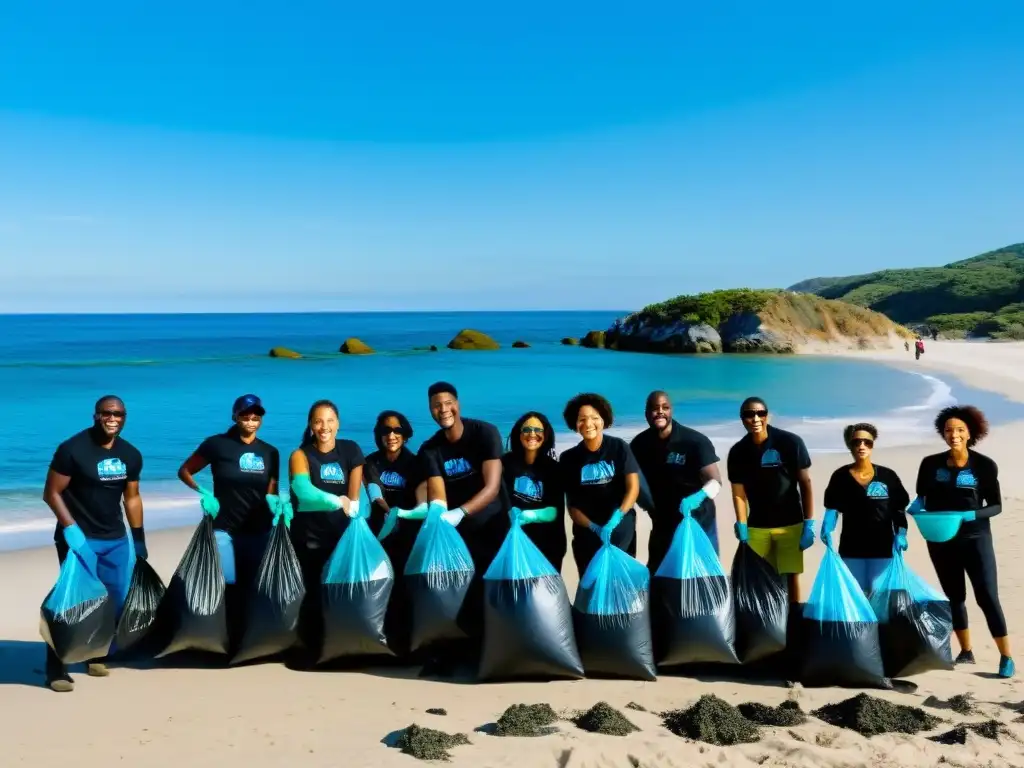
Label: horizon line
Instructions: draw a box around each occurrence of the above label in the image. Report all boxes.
[0,307,634,318]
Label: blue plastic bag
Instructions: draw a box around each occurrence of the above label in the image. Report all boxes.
[478,519,582,681]
[573,541,655,680]
[319,511,395,664]
[869,550,953,677]
[799,546,888,688]
[651,514,738,667]
[40,550,116,664]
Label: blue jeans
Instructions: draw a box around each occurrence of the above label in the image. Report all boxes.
[843,556,892,593]
[214,530,269,587]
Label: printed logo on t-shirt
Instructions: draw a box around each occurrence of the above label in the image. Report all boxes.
[956,470,977,489]
[666,452,687,466]
[866,481,889,499]
[936,468,952,483]
[320,462,345,483]
[760,449,781,468]
[513,475,544,502]
[443,457,473,478]
[96,458,127,481]
[581,461,615,485]
[379,470,406,489]
[238,452,266,473]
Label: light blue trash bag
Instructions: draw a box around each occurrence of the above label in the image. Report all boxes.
[40,550,116,664]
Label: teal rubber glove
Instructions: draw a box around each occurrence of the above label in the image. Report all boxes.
[268,495,294,528]
[679,489,707,518]
[907,496,925,515]
[734,521,749,542]
[396,502,428,520]
[378,510,398,541]
[62,523,97,572]
[291,473,344,512]
[428,500,465,526]
[197,485,220,518]
[894,527,909,552]
[511,506,558,524]
[820,508,838,548]
[799,519,815,551]
[367,483,384,505]
[598,509,625,545]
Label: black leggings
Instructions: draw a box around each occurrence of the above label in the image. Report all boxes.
[927,531,1007,637]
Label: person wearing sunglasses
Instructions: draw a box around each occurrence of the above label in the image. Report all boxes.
[177,394,280,655]
[910,404,1013,677]
[41,395,145,692]
[819,423,910,592]
[726,396,814,603]
[500,411,566,571]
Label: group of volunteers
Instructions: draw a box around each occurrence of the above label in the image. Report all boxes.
[41,384,1013,692]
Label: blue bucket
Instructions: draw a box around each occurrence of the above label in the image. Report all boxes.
[910,512,966,543]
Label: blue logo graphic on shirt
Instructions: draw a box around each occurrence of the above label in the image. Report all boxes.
[581,461,615,485]
[513,475,544,502]
[238,452,265,473]
[956,470,977,488]
[866,481,889,499]
[666,452,687,466]
[760,449,781,468]
[96,458,127,481]
[320,462,345,483]
[936,468,952,483]
[443,457,473,478]
[379,470,406,489]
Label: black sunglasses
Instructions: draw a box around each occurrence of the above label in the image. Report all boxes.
[379,426,404,436]
[97,409,126,418]
[741,409,768,419]
[850,437,874,448]
[520,426,544,435]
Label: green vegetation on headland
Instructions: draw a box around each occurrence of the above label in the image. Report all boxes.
[789,242,1024,339]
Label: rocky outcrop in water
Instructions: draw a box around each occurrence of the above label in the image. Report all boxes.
[581,330,606,348]
[269,346,302,359]
[339,337,374,354]
[447,329,500,350]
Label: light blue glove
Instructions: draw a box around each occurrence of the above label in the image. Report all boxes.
[907,496,925,515]
[197,484,220,518]
[267,495,294,528]
[598,509,625,545]
[734,522,749,542]
[367,482,384,505]
[820,508,838,548]
[428,500,464,526]
[894,527,908,552]
[510,506,558,524]
[377,510,398,541]
[396,502,428,520]
[62,523,97,572]
[961,510,977,522]
[799,519,815,551]
[679,489,707,518]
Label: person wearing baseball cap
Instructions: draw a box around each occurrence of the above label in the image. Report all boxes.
[177,393,281,655]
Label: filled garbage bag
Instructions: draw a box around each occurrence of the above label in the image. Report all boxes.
[319,512,394,663]
[231,518,306,665]
[478,518,583,681]
[651,513,738,667]
[404,506,475,652]
[40,550,116,665]
[156,515,229,657]
[731,542,788,664]
[869,550,954,678]
[114,556,166,654]
[799,546,888,688]
[572,541,655,680]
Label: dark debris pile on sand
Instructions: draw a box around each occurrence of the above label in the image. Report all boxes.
[662,694,761,746]
[426,708,448,716]
[572,702,640,736]
[625,702,647,713]
[494,703,560,737]
[947,694,977,716]
[812,694,940,737]
[930,719,1014,745]
[395,724,470,761]
[738,701,807,727]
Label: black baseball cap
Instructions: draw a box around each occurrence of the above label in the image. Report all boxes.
[232,394,266,417]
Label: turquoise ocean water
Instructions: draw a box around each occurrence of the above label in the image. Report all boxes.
[2,311,1022,550]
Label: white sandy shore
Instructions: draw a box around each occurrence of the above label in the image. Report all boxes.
[2,340,1023,767]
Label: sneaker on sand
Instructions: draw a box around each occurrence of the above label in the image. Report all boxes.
[46,672,74,693]
[955,650,976,665]
[87,663,110,677]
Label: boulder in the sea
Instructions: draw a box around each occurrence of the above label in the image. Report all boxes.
[560,337,579,346]
[339,337,374,355]
[430,345,438,352]
[720,312,794,353]
[269,346,302,359]
[581,330,606,349]
[512,340,530,348]
[447,329,500,350]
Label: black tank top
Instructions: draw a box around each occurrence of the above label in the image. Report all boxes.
[290,443,354,550]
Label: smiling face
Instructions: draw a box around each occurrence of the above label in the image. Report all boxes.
[380,415,406,453]
[235,409,262,438]
[848,430,874,461]
[94,397,126,438]
[309,405,338,444]
[740,401,769,436]
[429,391,459,430]
[519,415,545,453]
[646,393,672,431]
[943,417,971,451]
[576,404,604,441]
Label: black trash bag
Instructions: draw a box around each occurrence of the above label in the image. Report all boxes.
[231,518,306,665]
[114,556,166,654]
[39,550,116,665]
[868,551,954,678]
[731,542,788,664]
[572,540,656,680]
[651,515,739,668]
[156,515,229,658]
[799,547,889,689]
[318,515,395,663]
[478,521,584,681]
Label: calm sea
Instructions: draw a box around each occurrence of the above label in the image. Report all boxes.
[2,311,1021,549]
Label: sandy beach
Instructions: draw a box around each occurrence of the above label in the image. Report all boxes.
[3,340,1023,767]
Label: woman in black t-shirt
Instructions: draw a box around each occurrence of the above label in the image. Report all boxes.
[911,405,1013,677]
[559,393,640,577]
[501,411,567,572]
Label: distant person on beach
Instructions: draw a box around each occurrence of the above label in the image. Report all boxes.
[177,394,280,654]
[910,405,1014,677]
[820,423,910,592]
[726,397,815,603]
[931,328,938,341]
[287,399,365,668]
[501,411,567,571]
[916,337,925,360]
[630,390,723,573]
[560,393,641,577]
[41,395,145,692]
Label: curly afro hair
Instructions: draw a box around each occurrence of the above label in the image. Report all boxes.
[843,422,878,446]
[563,392,614,431]
[934,405,989,447]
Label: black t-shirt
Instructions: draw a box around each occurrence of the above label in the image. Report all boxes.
[560,435,640,528]
[421,418,508,527]
[630,420,719,532]
[916,450,1001,538]
[364,447,422,511]
[823,464,910,558]
[49,427,143,541]
[196,432,280,536]
[726,425,811,528]
[501,451,567,557]
[289,439,365,550]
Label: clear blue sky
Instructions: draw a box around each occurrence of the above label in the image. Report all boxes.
[1,1,1022,313]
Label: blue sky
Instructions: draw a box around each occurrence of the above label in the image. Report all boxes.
[1,1,1022,313]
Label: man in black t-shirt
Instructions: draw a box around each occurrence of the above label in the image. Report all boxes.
[41,395,146,692]
[631,391,723,573]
